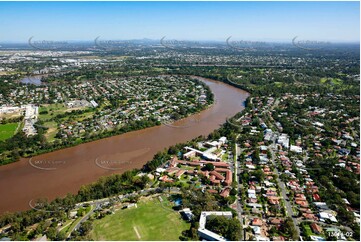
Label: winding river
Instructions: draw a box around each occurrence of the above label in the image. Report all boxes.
[0,77,249,214]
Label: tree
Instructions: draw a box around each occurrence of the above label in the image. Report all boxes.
[252,169,265,182]
[56,231,66,241]
[280,217,298,240]
[204,163,215,171]
[45,227,57,240]
[230,188,237,196]
[205,216,241,241]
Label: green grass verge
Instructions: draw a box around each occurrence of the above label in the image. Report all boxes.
[91,197,190,241]
[0,122,19,141]
[274,82,284,87]
[65,205,93,237]
[302,223,320,237]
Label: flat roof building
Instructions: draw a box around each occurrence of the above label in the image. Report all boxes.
[198,211,233,241]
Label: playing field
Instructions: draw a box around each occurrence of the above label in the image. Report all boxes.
[91,196,190,241]
[0,122,19,141]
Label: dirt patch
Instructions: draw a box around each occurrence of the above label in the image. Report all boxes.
[45,127,57,138]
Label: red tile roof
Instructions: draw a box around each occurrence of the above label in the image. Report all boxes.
[313,193,321,201]
[220,187,231,198]
[210,170,225,180]
[310,223,323,234]
[252,218,263,226]
[270,218,283,225]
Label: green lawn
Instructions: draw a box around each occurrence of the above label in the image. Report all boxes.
[91,196,190,241]
[43,121,58,142]
[0,122,19,141]
[39,103,94,123]
[74,110,95,122]
[38,103,68,121]
[65,205,93,237]
[320,78,343,85]
[180,165,195,170]
[302,223,323,238]
[58,219,73,233]
[222,152,229,161]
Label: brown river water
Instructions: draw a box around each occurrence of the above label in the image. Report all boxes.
[0,77,249,214]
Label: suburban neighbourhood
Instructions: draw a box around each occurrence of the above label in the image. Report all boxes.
[0,3,359,240]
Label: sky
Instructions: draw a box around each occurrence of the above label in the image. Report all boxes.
[0,1,359,43]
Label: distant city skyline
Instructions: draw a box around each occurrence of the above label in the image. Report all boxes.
[0,1,359,43]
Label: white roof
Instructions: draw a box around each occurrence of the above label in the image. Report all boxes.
[309,235,326,241]
[252,226,261,234]
[202,153,218,161]
[156,168,166,173]
[246,164,256,169]
[198,228,227,241]
[255,235,270,241]
[247,203,262,208]
[198,211,233,241]
[314,202,328,207]
[319,212,338,223]
[219,137,227,142]
[290,145,303,153]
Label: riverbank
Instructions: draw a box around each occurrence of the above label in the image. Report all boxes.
[1,75,213,165]
[0,76,249,214]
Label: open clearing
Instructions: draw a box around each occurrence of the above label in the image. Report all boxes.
[91,196,190,241]
[0,122,19,141]
[38,103,68,121]
[320,77,343,85]
[42,121,58,141]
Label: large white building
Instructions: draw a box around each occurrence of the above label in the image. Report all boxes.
[290,145,303,154]
[277,133,289,149]
[22,104,38,136]
[0,106,21,114]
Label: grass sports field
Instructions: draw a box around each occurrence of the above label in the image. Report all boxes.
[0,122,19,141]
[91,196,190,241]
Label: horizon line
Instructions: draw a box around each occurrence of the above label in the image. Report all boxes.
[0,39,360,44]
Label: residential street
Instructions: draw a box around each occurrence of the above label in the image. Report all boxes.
[269,140,301,239]
[234,135,244,240]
